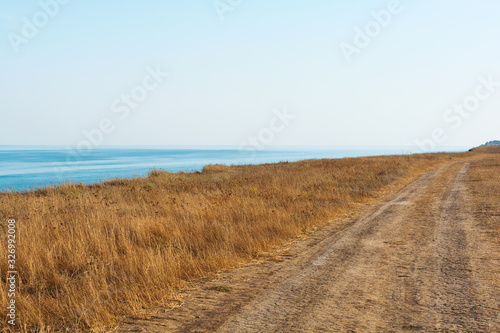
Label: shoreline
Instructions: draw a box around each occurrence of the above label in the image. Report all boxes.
[0,148,471,194]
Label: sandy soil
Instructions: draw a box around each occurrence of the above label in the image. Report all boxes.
[120,159,500,332]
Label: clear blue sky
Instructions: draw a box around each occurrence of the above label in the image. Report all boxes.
[1,0,499,148]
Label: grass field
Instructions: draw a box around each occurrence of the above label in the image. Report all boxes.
[0,152,473,332]
[466,147,500,258]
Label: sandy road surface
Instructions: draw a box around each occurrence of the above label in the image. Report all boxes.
[121,159,500,332]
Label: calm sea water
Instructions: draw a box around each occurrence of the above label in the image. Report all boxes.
[0,146,469,192]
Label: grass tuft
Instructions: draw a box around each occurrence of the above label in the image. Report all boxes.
[202,164,231,173]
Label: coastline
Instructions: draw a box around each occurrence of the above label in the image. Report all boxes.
[0,146,470,193]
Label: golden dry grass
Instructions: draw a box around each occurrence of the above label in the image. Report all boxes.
[202,164,231,173]
[466,147,500,239]
[0,152,472,332]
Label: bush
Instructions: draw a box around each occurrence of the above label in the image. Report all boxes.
[202,164,231,173]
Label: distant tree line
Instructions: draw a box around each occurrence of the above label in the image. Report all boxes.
[482,140,500,146]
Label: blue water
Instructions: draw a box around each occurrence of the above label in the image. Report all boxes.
[0,146,469,192]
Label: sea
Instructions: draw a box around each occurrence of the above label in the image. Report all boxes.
[0,146,470,192]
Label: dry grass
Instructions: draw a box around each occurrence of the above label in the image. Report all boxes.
[0,152,472,332]
[466,147,500,239]
[202,164,231,173]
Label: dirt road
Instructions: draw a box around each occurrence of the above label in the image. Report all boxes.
[122,159,500,332]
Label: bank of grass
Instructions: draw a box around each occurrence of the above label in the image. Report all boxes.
[0,152,471,331]
[466,147,500,243]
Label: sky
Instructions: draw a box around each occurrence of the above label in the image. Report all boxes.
[1,0,499,149]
